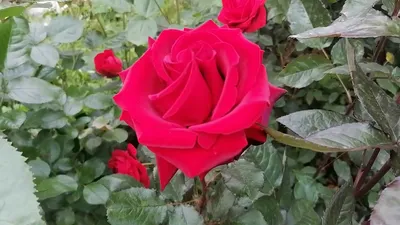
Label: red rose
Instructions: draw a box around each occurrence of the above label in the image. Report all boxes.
[218,0,267,33]
[114,20,285,189]
[94,49,123,78]
[108,144,150,188]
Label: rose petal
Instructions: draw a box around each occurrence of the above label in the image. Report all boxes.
[197,55,223,107]
[212,29,263,100]
[163,60,213,126]
[156,155,178,190]
[189,65,269,134]
[211,42,240,120]
[244,5,267,33]
[171,31,221,61]
[151,29,185,84]
[114,50,197,148]
[127,144,137,157]
[150,131,248,178]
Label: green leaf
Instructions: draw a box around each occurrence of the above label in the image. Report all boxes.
[29,21,47,44]
[275,109,392,151]
[4,17,31,76]
[294,174,319,204]
[84,93,113,110]
[322,181,355,225]
[0,19,13,72]
[277,54,333,88]
[96,174,142,192]
[369,177,400,225]
[106,187,168,225]
[278,158,293,210]
[169,205,204,225]
[0,6,25,20]
[277,109,356,140]
[207,180,235,220]
[341,0,379,16]
[83,183,110,205]
[245,142,283,195]
[47,16,84,43]
[37,66,58,81]
[36,175,78,200]
[92,0,133,13]
[23,109,68,129]
[55,207,75,225]
[161,172,193,202]
[134,0,164,18]
[286,0,332,48]
[347,41,400,142]
[54,158,74,172]
[333,160,351,181]
[28,158,51,178]
[331,39,364,65]
[0,110,26,129]
[85,136,102,154]
[126,17,158,46]
[77,158,106,184]
[64,97,83,116]
[324,62,390,75]
[102,128,129,143]
[254,196,284,225]
[291,9,390,38]
[7,77,63,104]
[234,210,268,225]
[288,199,321,225]
[0,137,45,225]
[38,138,61,164]
[30,43,59,67]
[265,0,291,23]
[222,159,264,198]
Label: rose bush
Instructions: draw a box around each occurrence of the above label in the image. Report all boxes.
[108,144,150,188]
[218,0,267,33]
[114,20,285,189]
[94,49,123,78]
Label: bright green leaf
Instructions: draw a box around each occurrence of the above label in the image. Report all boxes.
[162,172,193,202]
[96,174,142,192]
[333,160,351,181]
[30,43,59,67]
[106,187,168,225]
[83,183,110,205]
[254,196,284,225]
[102,128,129,143]
[222,160,264,198]
[169,205,204,225]
[0,19,13,72]
[47,16,84,43]
[36,175,78,200]
[84,93,113,110]
[322,181,355,225]
[288,199,321,225]
[126,17,158,46]
[0,110,26,130]
[7,77,63,104]
[28,158,51,178]
[245,142,283,195]
[347,40,400,141]
[287,0,332,48]
[0,6,25,20]
[277,54,333,88]
[0,137,45,225]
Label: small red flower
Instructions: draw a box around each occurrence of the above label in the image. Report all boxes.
[94,49,123,78]
[108,144,150,188]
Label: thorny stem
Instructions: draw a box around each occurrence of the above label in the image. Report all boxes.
[175,0,181,25]
[197,176,208,214]
[154,0,171,24]
[353,148,381,194]
[96,14,107,38]
[142,163,154,167]
[354,160,392,198]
